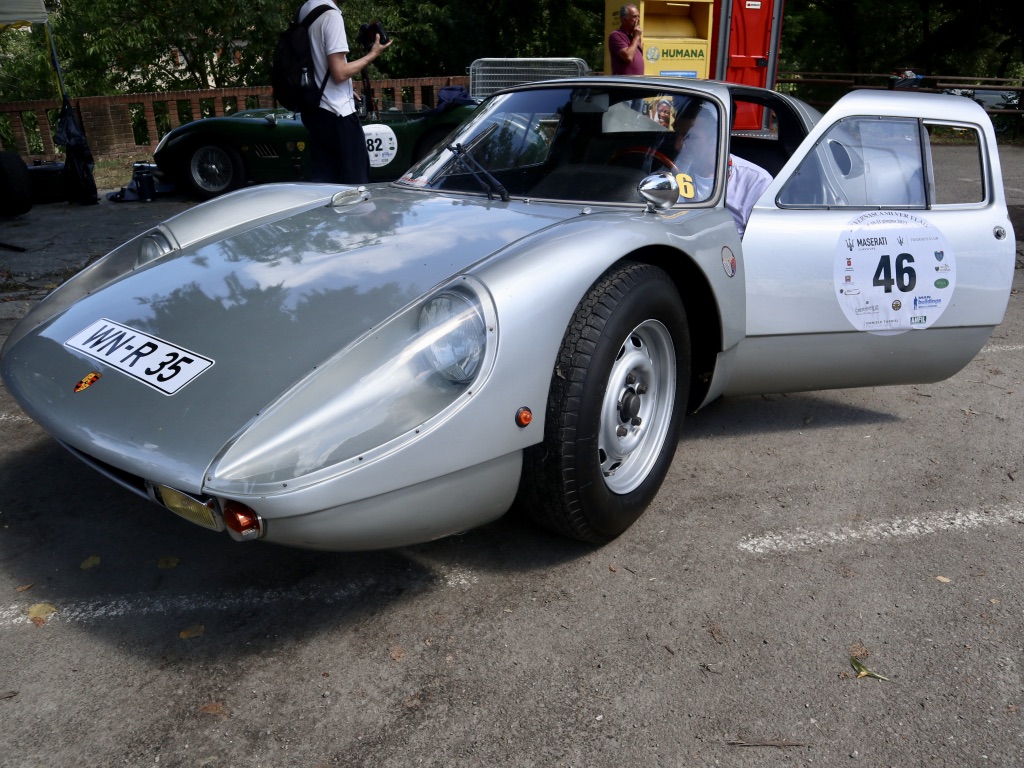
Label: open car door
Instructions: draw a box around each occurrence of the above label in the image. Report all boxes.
[726,89,1016,396]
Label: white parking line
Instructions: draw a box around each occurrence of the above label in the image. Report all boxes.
[982,343,1024,354]
[0,565,476,628]
[738,504,1024,555]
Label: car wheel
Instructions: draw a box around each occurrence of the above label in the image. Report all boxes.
[519,262,690,543]
[0,150,32,216]
[186,144,243,199]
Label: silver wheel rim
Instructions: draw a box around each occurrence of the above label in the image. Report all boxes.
[598,319,676,494]
[190,146,232,193]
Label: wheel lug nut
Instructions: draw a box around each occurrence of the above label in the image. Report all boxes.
[636,385,647,395]
[631,416,642,427]
[625,374,637,386]
[616,425,628,437]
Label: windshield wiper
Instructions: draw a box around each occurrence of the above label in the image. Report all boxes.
[444,124,509,202]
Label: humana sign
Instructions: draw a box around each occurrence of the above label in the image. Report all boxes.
[661,48,706,59]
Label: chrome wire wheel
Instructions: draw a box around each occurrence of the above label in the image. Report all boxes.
[598,319,676,494]
[188,144,240,197]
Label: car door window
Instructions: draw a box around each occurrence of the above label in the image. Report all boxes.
[779,116,927,208]
[924,124,985,204]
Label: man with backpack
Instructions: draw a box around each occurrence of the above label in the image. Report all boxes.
[296,0,392,184]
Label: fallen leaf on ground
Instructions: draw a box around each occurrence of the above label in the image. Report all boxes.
[0,691,18,699]
[157,556,179,569]
[849,642,870,659]
[935,575,952,583]
[390,646,406,662]
[80,555,101,570]
[199,701,229,716]
[28,603,56,626]
[179,624,205,639]
[15,583,33,593]
[850,656,890,681]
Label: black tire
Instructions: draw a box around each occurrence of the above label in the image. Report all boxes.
[519,262,690,543]
[186,143,244,199]
[0,150,32,216]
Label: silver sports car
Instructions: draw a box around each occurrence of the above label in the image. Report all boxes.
[1,77,1015,550]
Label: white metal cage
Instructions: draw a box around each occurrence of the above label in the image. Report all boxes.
[468,58,591,99]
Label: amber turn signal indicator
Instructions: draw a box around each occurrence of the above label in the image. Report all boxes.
[515,407,533,428]
[223,501,263,541]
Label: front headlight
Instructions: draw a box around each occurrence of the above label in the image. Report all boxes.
[420,290,486,384]
[2,226,180,356]
[137,230,175,267]
[205,277,497,495]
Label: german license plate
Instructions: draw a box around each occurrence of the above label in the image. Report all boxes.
[65,319,214,395]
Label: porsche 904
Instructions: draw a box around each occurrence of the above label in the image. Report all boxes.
[1,77,1015,550]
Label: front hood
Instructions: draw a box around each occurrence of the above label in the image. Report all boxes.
[2,187,574,491]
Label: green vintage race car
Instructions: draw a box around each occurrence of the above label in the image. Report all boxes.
[153,98,478,199]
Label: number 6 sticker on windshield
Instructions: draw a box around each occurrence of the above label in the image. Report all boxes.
[834,211,955,334]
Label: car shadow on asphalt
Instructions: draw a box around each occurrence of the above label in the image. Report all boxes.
[0,432,590,660]
[0,390,900,659]
[680,389,902,440]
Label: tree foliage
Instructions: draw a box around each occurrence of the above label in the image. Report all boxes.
[1,0,1020,103]
[780,0,1023,78]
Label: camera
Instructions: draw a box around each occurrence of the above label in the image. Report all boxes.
[357,21,389,50]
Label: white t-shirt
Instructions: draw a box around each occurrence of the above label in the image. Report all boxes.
[298,0,354,116]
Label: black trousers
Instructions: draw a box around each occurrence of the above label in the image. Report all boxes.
[301,108,370,184]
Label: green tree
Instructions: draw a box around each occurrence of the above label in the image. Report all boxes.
[0,25,63,102]
[780,0,1022,78]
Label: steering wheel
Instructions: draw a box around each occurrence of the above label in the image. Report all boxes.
[606,146,680,174]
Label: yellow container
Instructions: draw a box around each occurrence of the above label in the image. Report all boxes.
[604,0,715,79]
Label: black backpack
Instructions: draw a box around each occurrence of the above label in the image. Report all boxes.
[270,4,335,112]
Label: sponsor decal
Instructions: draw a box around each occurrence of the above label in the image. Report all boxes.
[74,372,102,393]
[834,211,955,334]
[362,124,399,169]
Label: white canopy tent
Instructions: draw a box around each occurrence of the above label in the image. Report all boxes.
[0,0,49,29]
[0,0,68,98]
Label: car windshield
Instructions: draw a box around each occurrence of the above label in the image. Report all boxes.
[397,85,723,205]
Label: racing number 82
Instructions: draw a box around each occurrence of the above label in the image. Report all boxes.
[872,253,916,293]
[366,137,384,153]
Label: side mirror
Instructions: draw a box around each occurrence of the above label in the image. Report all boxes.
[639,172,678,212]
[264,113,278,127]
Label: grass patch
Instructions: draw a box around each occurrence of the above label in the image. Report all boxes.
[92,154,153,191]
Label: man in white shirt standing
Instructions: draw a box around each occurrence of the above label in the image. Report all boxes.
[298,0,392,184]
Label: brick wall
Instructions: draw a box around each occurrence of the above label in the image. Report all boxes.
[0,77,468,162]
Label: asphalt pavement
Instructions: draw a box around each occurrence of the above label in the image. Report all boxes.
[0,151,1022,767]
